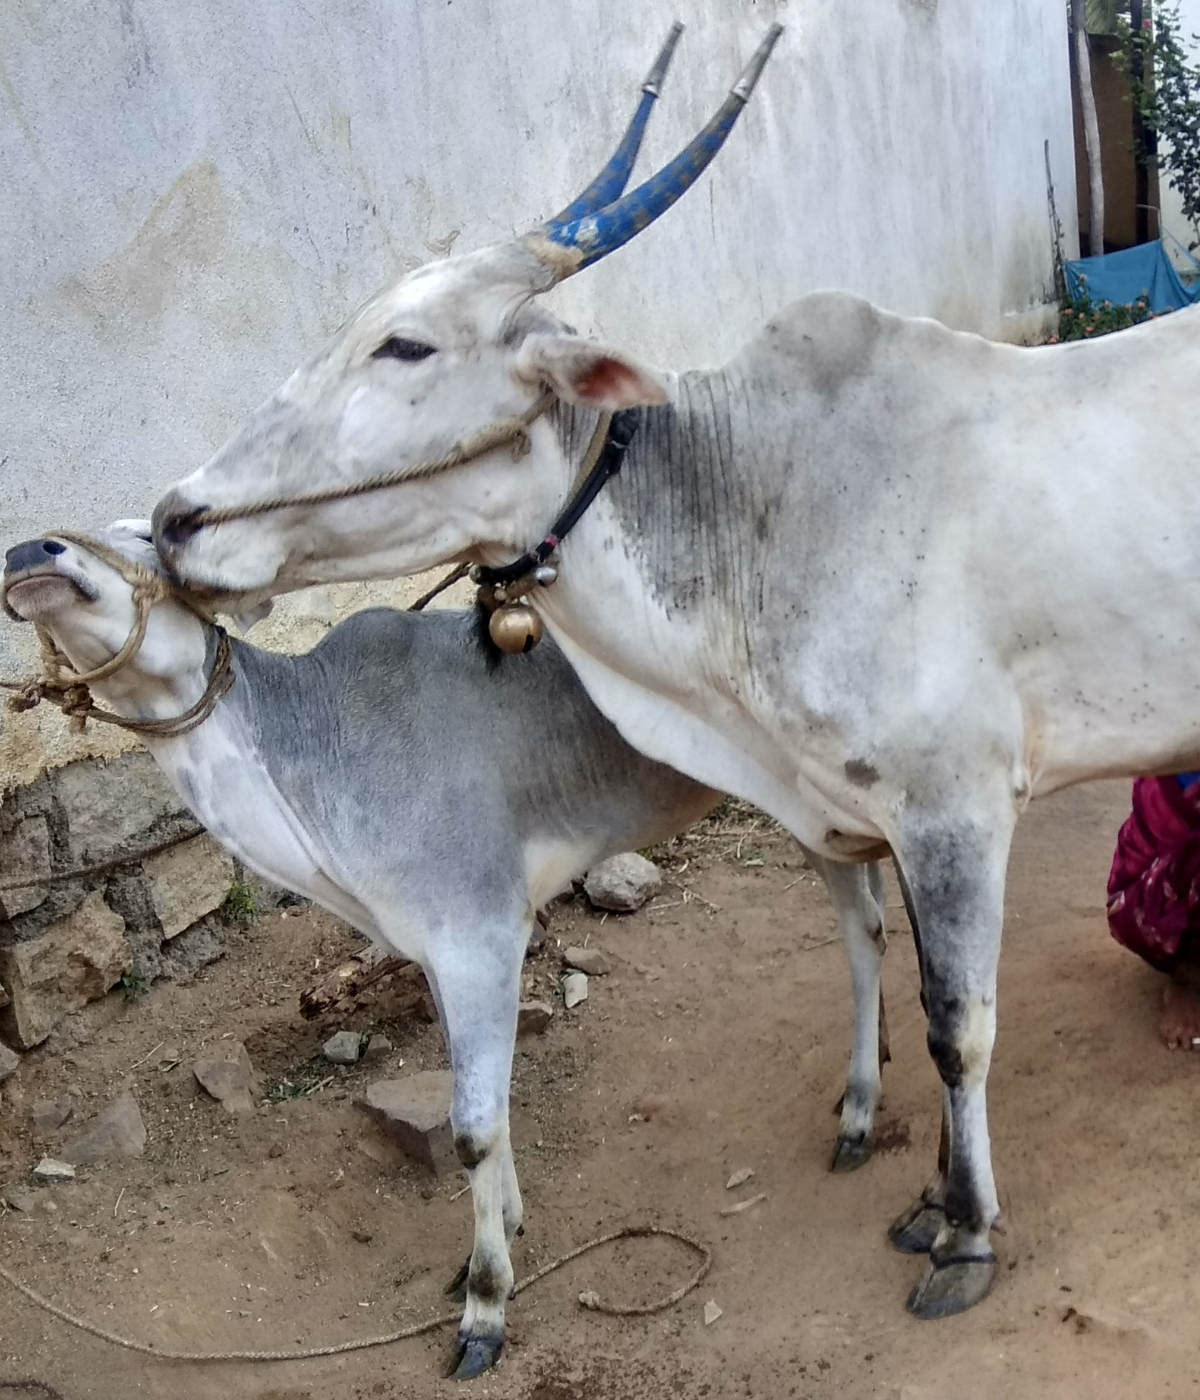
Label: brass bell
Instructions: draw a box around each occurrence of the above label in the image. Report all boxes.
[488,602,544,654]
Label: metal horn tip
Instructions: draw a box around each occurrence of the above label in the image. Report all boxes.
[731,22,784,103]
[643,21,685,97]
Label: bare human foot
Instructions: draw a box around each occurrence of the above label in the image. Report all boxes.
[1159,976,1200,1049]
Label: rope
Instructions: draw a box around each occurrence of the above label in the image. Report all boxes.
[183,391,557,530]
[3,631,235,739]
[0,1224,709,1364]
[0,826,203,894]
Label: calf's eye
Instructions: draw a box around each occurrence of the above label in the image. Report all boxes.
[372,337,436,363]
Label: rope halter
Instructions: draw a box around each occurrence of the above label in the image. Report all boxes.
[2,531,234,737]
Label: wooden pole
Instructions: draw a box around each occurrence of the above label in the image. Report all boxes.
[1073,0,1106,255]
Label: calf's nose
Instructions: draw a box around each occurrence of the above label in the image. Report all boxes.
[4,539,66,575]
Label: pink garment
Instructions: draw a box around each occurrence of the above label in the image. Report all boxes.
[1107,777,1200,972]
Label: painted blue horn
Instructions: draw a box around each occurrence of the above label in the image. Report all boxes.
[547,22,685,226]
[538,23,782,275]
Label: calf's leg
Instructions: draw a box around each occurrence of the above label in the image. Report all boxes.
[809,857,888,1171]
[888,794,1015,1318]
[425,935,523,1380]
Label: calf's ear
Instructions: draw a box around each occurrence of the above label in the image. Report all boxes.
[515,334,668,411]
[228,599,274,632]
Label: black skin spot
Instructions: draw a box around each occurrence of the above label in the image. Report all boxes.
[467,1254,507,1304]
[844,758,880,787]
[455,1132,489,1170]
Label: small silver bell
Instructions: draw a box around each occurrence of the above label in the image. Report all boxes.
[534,564,558,587]
[488,602,544,654]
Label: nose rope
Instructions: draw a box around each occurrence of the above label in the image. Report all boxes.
[1,532,234,737]
[174,390,557,533]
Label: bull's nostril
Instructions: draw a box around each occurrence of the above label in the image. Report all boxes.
[42,541,66,556]
[159,510,208,550]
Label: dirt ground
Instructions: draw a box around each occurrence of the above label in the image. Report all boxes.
[2,780,1200,1400]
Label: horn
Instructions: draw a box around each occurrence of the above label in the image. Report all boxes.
[532,23,782,277]
[548,22,685,226]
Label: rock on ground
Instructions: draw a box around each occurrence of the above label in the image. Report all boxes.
[0,1043,20,1081]
[362,1033,392,1062]
[356,1071,457,1174]
[563,945,611,976]
[193,1043,259,1114]
[323,1030,363,1065]
[0,891,132,1048]
[32,1096,73,1134]
[32,1158,75,1180]
[583,853,662,912]
[563,971,589,1009]
[142,834,236,939]
[517,1001,554,1036]
[61,1091,146,1165]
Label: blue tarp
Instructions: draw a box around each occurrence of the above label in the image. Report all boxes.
[1065,239,1200,315]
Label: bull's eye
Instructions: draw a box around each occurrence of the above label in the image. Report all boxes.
[372,337,436,363]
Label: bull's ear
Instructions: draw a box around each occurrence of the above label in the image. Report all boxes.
[515,334,668,410]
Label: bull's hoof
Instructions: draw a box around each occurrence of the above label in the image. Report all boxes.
[888,1197,944,1255]
[906,1251,997,1320]
[830,1131,873,1173]
[444,1257,470,1300]
[449,1332,504,1381]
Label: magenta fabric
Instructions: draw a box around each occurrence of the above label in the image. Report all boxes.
[1107,777,1200,972]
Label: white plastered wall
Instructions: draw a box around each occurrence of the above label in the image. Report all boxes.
[0,0,1077,787]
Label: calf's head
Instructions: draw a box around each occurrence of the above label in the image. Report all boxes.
[153,25,780,599]
[3,523,211,690]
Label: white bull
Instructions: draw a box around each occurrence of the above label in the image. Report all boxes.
[152,28,1200,1325]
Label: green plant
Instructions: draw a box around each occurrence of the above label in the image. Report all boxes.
[120,969,150,1003]
[1051,283,1155,340]
[221,877,258,925]
[1114,1,1200,247]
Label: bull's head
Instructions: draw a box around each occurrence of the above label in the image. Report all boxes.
[153,24,781,599]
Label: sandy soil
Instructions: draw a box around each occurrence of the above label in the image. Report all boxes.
[2,781,1200,1400]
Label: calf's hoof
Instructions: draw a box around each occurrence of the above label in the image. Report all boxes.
[888,1197,944,1255]
[906,1250,997,1320]
[830,1131,873,1173]
[444,1257,471,1301]
[449,1332,504,1380]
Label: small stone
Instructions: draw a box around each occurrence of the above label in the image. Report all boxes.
[562,972,588,1009]
[193,1043,259,1114]
[517,1001,554,1037]
[61,1092,146,1165]
[268,1143,285,1159]
[32,1158,75,1180]
[0,1043,20,1082]
[726,1167,755,1190]
[583,852,662,912]
[323,1030,363,1065]
[563,946,611,977]
[32,1097,73,1134]
[362,1034,392,1063]
[356,1071,456,1175]
[351,1228,373,1244]
[704,1299,723,1326]
[629,1093,674,1125]
[5,1187,36,1211]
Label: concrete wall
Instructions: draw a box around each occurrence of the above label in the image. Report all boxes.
[0,0,1077,787]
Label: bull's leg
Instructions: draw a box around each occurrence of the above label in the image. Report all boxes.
[889,797,1015,1319]
[810,857,888,1172]
[425,937,523,1380]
